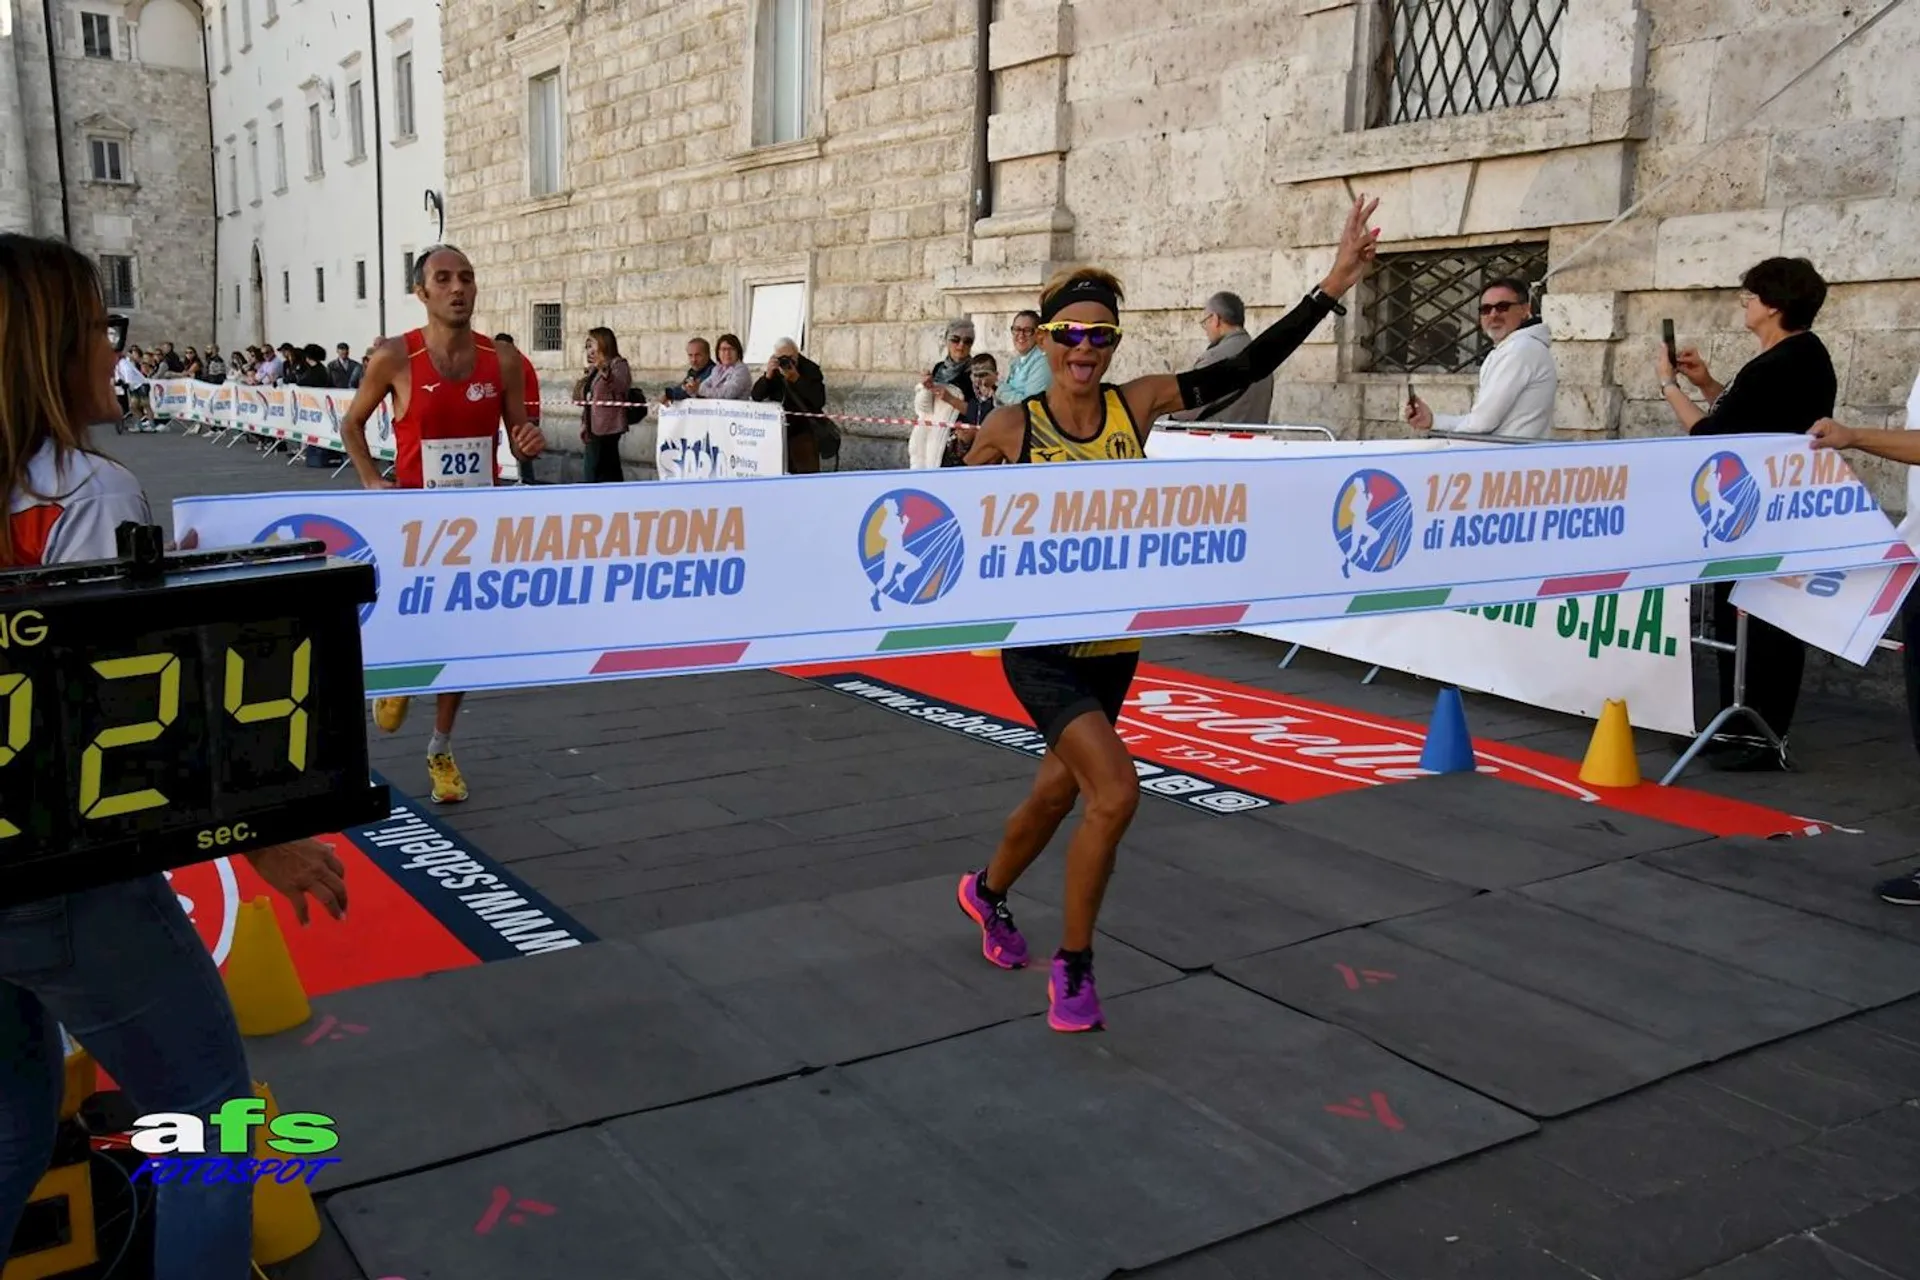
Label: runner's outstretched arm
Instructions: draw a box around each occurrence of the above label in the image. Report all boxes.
[340,339,408,490]
[1120,195,1381,433]
[964,404,1026,465]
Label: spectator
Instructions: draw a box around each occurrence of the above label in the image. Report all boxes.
[181,346,204,379]
[1406,278,1557,440]
[1174,292,1275,425]
[495,331,542,483]
[923,319,978,419]
[113,345,147,430]
[229,350,250,383]
[1657,256,1837,772]
[157,340,184,373]
[579,326,634,483]
[257,343,288,385]
[997,310,1051,406]
[665,337,716,402]
[296,344,333,389]
[751,337,829,474]
[202,347,226,384]
[329,342,364,389]
[693,332,751,400]
[1806,376,1920,904]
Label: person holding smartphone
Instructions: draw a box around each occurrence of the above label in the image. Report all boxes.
[1405,278,1556,440]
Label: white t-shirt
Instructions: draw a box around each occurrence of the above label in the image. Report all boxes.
[8,440,152,566]
[114,356,145,390]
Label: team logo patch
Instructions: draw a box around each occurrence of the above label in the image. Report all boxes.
[259,514,379,624]
[1332,469,1414,577]
[465,382,498,402]
[1691,451,1761,547]
[858,489,965,611]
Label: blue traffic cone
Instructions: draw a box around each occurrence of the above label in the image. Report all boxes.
[1419,686,1477,774]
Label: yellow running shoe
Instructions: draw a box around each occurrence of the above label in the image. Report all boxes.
[428,753,468,804]
[372,696,411,733]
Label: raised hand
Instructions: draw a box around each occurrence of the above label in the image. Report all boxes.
[1321,195,1382,298]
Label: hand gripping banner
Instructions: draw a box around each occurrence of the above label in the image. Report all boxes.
[173,433,1915,699]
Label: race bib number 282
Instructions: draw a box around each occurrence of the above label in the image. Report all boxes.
[421,437,492,489]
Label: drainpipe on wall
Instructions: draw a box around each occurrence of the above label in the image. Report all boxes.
[41,0,72,241]
[368,0,387,335]
[972,0,992,223]
[200,7,218,343]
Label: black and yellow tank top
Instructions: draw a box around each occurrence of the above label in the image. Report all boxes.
[1022,387,1144,657]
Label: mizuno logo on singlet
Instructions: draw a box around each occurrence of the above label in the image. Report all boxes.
[420,383,442,393]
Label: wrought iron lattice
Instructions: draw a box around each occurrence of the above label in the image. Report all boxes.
[1360,244,1548,375]
[532,302,566,353]
[1370,0,1566,127]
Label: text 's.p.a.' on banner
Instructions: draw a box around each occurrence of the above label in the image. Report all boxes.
[172,432,1915,698]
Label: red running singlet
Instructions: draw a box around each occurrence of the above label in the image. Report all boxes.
[391,329,505,490]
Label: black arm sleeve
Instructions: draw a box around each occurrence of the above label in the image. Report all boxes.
[1175,292,1339,410]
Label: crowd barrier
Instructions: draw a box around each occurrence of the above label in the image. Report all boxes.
[148,379,523,483]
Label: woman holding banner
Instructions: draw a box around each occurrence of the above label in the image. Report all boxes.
[953,196,1380,1032]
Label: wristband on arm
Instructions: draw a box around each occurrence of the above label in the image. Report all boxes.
[1175,289,1343,411]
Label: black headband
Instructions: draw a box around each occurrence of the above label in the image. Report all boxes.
[1039,279,1121,324]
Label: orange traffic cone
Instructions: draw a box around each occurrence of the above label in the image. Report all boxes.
[251,1081,322,1265]
[221,897,309,1036]
[1578,699,1641,788]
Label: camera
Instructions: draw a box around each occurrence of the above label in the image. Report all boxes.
[777,355,795,370]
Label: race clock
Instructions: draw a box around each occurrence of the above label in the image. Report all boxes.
[0,527,389,906]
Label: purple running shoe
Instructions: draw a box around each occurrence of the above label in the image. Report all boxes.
[1048,950,1103,1033]
[956,870,1029,969]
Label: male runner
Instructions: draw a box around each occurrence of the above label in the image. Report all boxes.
[954,196,1380,1031]
[339,245,545,804]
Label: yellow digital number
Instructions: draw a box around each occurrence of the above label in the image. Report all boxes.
[0,672,30,838]
[224,639,311,770]
[79,652,180,820]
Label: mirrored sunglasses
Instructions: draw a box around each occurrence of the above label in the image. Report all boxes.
[1038,322,1123,349]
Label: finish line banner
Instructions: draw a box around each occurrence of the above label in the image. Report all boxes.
[172,434,1915,697]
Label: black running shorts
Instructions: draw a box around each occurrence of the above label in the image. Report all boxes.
[1000,645,1140,748]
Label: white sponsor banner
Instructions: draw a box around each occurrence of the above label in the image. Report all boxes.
[1147,425,1458,460]
[656,399,786,479]
[151,379,192,417]
[1247,588,1696,735]
[1731,560,1918,665]
[173,432,1913,698]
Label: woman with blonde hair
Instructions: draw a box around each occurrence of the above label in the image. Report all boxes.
[953,198,1380,1032]
[0,234,347,1278]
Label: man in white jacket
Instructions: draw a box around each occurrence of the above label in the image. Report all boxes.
[1406,278,1556,440]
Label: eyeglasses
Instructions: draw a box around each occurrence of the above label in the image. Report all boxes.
[1010,325,1036,336]
[949,335,975,346]
[1479,300,1520,317]
[1038,322,1123,349]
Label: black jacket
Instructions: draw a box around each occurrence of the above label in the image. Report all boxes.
[751,354,828,429]
[1690,331,1837,436]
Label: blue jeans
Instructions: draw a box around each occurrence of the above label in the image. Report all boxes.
[0,875,254,1278]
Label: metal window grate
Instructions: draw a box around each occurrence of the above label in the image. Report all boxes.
[100,255,135,308]
[1359,244,1547,374]
[1370,0,1565,127]
[532,303,564,352]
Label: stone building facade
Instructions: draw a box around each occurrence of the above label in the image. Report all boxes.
[1,0,214,347]
[445,0,1920,476]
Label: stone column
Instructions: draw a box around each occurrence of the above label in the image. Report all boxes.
[0,1,38,233]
